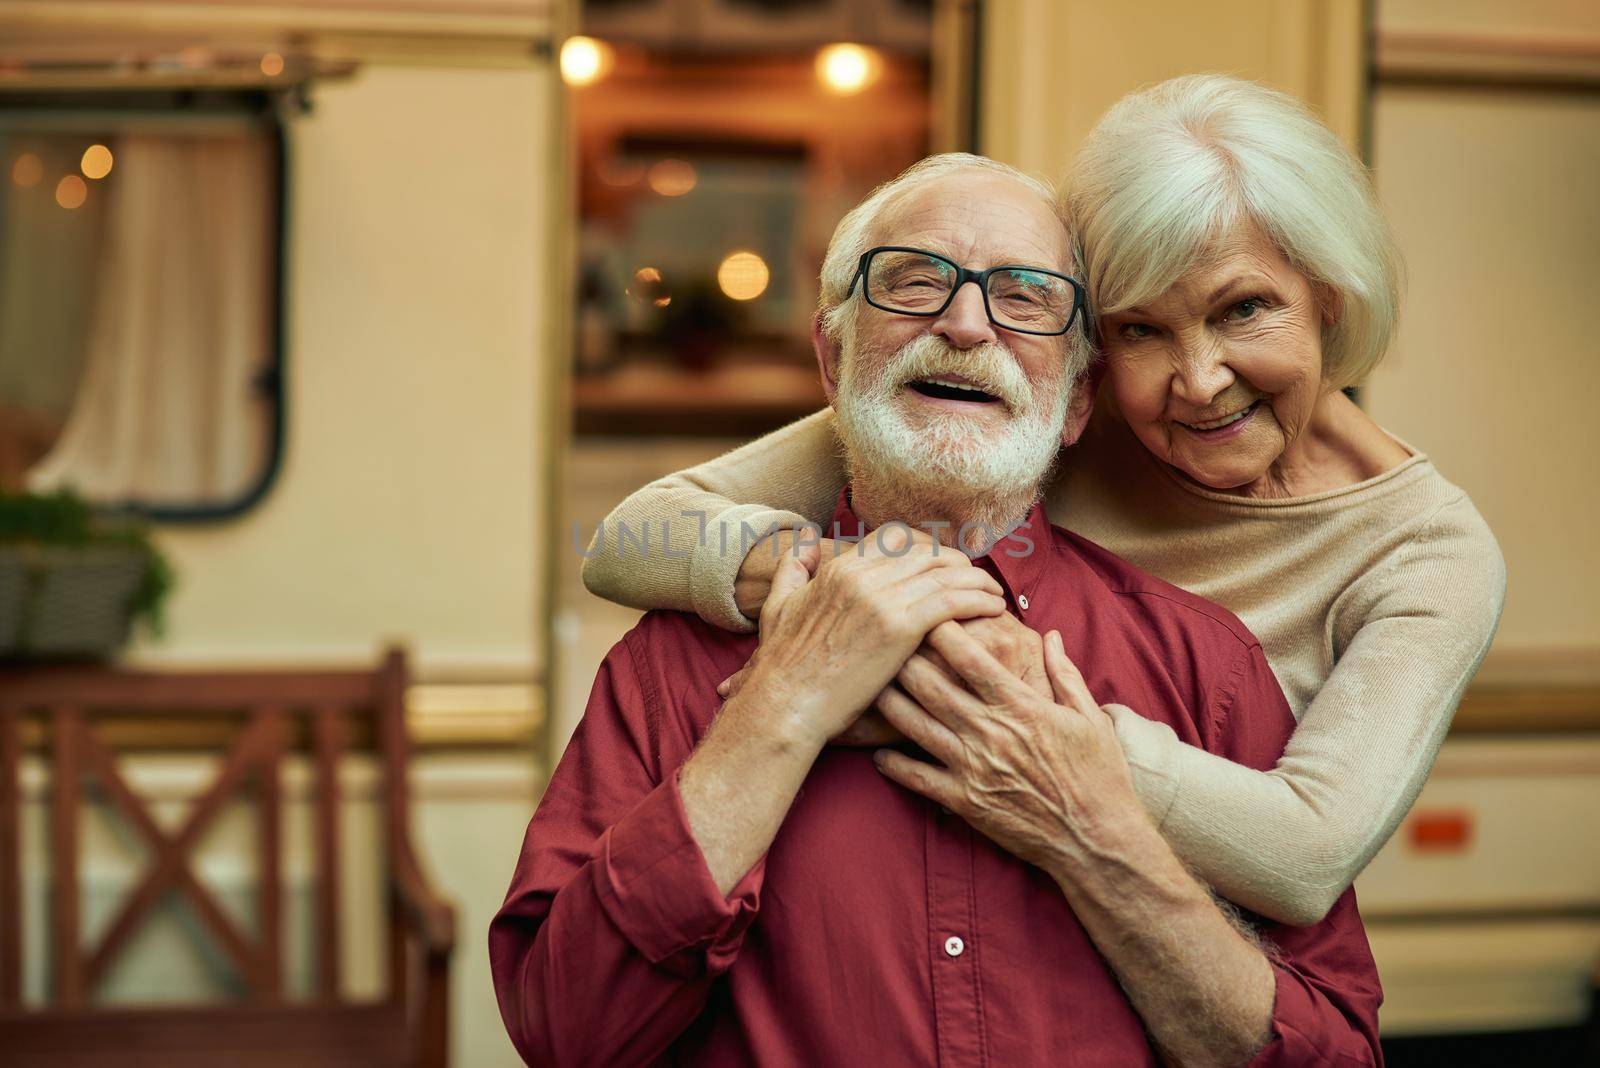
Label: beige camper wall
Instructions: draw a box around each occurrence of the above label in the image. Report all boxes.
[1379,0,1600,38]
[978,0,1365,178]
[1363,0,1600,655]
[1367,88,1600,651]
[131,63,551,678]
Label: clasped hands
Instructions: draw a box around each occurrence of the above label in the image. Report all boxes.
[722,526,1145,872]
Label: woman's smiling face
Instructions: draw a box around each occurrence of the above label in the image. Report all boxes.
[1098,223,1329,493]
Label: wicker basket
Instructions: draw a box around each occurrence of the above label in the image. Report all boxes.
[0,544,145,659]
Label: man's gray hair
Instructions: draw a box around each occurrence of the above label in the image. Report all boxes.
[817,152,1092,382]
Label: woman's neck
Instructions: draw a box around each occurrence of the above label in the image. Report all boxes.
[1227,389,1412,500]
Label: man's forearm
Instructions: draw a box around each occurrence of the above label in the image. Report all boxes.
[679,686,823,895]
[1046,815,1275,1067]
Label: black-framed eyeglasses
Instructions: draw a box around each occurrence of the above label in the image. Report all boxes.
[848,245,1089,337]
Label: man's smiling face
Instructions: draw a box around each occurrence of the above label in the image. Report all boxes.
[819,169,1088,502]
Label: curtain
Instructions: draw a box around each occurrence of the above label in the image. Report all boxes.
[28,130,274,506]
[0,133,107,488]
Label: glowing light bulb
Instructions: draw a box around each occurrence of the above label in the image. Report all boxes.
[11,152,42,188]
[55,175,88,210]
[646,159,697,197]
[717,251,770,301]
[80,144,113,180]
[816,43,879,95]
[560,36,612,87]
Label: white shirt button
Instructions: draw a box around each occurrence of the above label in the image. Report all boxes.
[1017,593,1030,611]
[944,935,965,957]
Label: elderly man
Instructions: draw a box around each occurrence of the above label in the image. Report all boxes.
[491,154,1382,1067]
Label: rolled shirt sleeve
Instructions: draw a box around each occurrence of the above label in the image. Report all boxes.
[1248,894,1385,1068]
[490,635,764,1066]
[593,770,764,976]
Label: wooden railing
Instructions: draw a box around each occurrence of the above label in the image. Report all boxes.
[0,647,456,1068]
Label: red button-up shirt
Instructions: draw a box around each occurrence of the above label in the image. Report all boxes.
[492,494,1383,1067]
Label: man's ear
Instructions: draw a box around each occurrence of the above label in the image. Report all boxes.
[1085,354,1107,394]
[812,313,842,405]
[1060,372,1098,447]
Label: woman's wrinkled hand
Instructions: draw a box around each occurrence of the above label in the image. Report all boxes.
[872,624,1145,871]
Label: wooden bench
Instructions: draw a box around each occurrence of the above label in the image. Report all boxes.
[0,647,455,1067]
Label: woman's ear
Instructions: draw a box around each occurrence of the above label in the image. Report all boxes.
[1317,283,1345,329]
[812,313,843,404]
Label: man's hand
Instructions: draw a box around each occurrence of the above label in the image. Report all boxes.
[721,602,1054,747]
[872,625,1144,870]
[735,525,1008,750]
[680,527,1006,896]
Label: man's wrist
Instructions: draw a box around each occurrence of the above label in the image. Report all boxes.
[718,677,829,758]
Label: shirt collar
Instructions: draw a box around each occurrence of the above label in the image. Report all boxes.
[826,487,1056,618]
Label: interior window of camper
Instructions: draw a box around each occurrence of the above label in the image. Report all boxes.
[570,0,937,437]
[0,90,283,518]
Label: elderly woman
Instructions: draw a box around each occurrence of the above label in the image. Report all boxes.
[580,74,1505,926]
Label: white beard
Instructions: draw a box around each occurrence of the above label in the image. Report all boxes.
[833,331,1072,549]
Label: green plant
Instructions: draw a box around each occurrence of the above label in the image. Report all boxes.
[0,488,175,638]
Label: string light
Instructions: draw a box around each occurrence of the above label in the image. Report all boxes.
[55,175,88,210]
[80,144,113,180]
[646,159,697,197]
[560,37,613,87]
[11,153,42,188]
[816,44,879,95]
[717,251,770,301]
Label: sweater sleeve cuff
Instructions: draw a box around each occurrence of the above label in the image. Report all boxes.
[1105,704,1183,829]
[1244,963,1379,1067]
[592,767,765,977]
[689,503,813,633]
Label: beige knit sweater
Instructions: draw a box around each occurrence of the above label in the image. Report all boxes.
[581,407,1506,925]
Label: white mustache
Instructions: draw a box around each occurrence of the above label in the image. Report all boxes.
[877,336,1029,412]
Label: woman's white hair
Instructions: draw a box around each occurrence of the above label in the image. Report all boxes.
[817,152,1091,381]
[1064,74,1403,389]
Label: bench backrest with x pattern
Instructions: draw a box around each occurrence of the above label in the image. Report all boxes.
[0,647,455,1067]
